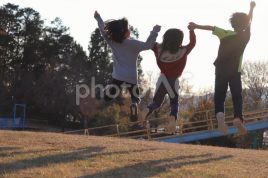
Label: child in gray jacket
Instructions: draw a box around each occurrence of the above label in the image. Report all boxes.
[94,11,161,119]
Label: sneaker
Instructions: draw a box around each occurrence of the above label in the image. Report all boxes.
[233,117,247,135]
[216,112,228,136]
[138,108,149,123]
[166,116,176,134]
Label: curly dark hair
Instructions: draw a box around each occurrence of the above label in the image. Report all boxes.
[160,29,184,58]
[104,18,129,43]
[229,12,250,31]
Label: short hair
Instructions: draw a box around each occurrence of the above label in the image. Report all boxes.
[229,12,250,31]
[160,29,184,57]
[104,18,129,43]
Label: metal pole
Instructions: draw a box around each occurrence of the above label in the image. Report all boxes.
[13,104,16,119]
[13,104,16,130]
[146,121,151,140]
[179,122,183,136]
[84,129,89,136]
[206,110,210,131]
[116,125,120,135]
[253,131,258,150]
[22,105,26,131]
[209,111,214,130]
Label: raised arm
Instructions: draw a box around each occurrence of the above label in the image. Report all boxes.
[188,22,214,31]
[248,1,256,23]
[94,11,110,44]
[133,25,161,51]
[185,25,196,55]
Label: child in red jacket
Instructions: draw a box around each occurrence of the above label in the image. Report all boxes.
[139,25,196,133]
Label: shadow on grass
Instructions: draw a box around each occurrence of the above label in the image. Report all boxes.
[0,147,22,157]
[0,149,60,157]
[79,153,233,178]
[0,146,159,174]
[0,147,21,152]
[0,146,105,174]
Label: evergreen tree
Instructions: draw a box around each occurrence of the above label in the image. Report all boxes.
[0,3,20,89]
[88,28,112,85]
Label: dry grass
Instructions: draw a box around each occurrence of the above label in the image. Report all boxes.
[0,130,268,178]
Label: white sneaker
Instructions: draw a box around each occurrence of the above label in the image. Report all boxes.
[166,116,176,134]
[138,108,149,123]
[233,117,247,135]
[216,112,228,136]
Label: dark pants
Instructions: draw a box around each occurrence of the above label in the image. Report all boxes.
[147,75,179,119]
[104,79,140,103]
[214,72,243,120]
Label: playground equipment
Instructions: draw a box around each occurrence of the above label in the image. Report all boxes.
[0,104,48,130]
[64,100,268,148]
[0,104,26,130]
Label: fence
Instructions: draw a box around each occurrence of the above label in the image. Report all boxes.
[64,100,268,140]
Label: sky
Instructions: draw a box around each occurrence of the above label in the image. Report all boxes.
[2,0,268,91]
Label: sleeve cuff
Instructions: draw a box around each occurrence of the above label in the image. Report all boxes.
[212,26,217,35]
[94,15,103,23]
[152,28,160,33]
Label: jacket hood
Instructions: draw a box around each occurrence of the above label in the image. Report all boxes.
[157,43,186,63]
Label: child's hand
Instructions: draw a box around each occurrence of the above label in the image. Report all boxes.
[188,22,197,30]
[250,1,256,9]
[153,25,161,32]
[94,11,100,18]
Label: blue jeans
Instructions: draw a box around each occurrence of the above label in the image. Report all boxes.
[147,75,179,119]
[214,72,243,121]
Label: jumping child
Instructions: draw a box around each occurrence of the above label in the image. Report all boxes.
[139,25,196,133]
[188,1,256,135]
[94,11,161,119]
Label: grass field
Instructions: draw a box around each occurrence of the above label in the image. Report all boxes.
[0,130,268,178]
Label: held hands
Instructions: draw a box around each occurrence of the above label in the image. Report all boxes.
[94,11,100,18]
[153,25,161,32]
[188,22,197,31]
[250,1,256,9]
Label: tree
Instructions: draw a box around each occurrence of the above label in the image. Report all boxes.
[88,28,113,85]
[1,3,194,136]
[242,60,268,110]
[34,18,89,127]
[0,4,20,90]
[0,3,91,129]
[90,104,129,135]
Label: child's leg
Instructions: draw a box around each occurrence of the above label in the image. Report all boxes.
[139,82,167,122]
[167,78,179,133]
[103,79,123,102]
[229,73,246,135]
[127,83,140,121]
[170,101,178,118]
[229,73,243,121]
[214,73,229,135]
[167,96,178,134]
[147,82,167,115]
[167,78,179,119]
[214,74,228,116]
[127,83,140,104]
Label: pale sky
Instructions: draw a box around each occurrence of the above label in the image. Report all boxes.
[2,0,268,91]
